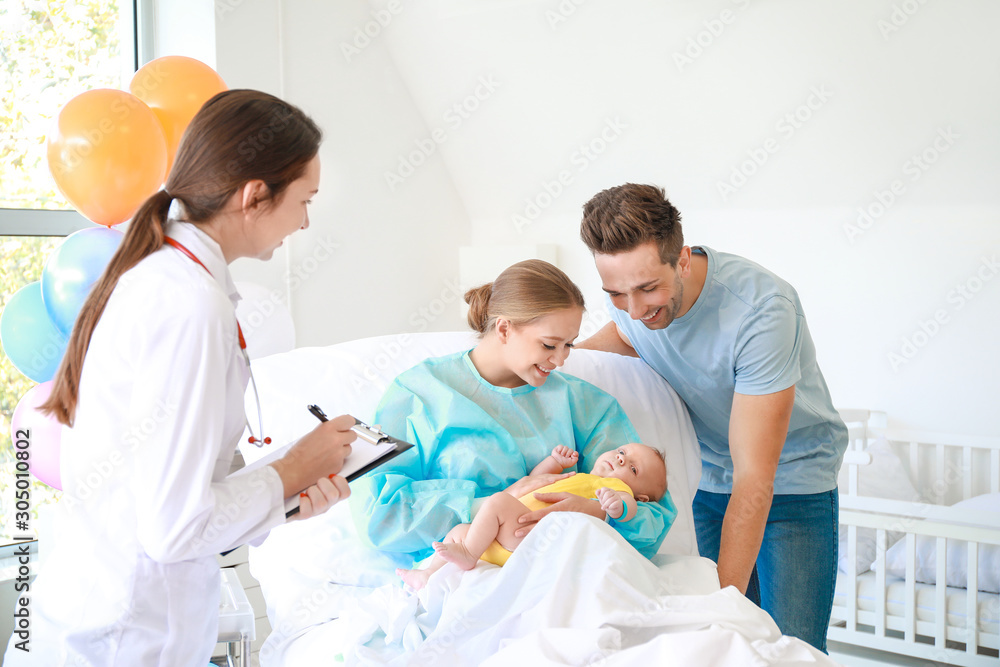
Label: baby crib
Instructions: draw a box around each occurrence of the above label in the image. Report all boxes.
[829,409,1000,666]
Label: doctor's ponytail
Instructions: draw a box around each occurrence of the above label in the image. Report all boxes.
[464,260,585,338]
[42,89,322,425]
[41,190,173,425]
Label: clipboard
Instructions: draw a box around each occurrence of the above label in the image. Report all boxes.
[281,406,415,517]
[219,407,414,555]
[229,408,416,515]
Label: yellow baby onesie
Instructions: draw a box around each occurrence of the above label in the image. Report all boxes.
[479,473,633,566]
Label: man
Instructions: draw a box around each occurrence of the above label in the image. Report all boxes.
[577,183,846,653]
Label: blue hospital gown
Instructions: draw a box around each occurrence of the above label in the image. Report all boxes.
[350,350,676,561]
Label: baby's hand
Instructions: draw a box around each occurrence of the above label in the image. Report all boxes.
[550,445,579,469]
[596,487,624,519]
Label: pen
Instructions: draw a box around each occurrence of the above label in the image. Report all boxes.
[308,404,328,422]
[291,404,333,519]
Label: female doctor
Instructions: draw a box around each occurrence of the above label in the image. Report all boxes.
[4,90,356,666]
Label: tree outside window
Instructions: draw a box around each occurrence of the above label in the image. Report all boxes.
[1,1,127,543]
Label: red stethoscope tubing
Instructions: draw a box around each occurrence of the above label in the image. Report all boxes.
[164,237,271,445]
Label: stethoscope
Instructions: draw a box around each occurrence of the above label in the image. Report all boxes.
[164,237,271,446]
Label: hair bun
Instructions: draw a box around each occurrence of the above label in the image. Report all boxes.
[464,283,493,333]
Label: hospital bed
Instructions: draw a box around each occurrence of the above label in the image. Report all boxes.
[831,410,1000,666]
[241,331,841,665]
[214,568,255,667]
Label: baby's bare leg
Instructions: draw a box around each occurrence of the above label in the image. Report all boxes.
[434,492,531,569]
[397,524,470,590]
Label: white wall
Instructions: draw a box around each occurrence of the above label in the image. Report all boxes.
[207,0,997,437]
[215,0,470,345]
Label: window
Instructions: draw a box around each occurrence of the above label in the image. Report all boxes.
[1,0,139,546]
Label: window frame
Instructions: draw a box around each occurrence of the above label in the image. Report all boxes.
[0,209,93,237]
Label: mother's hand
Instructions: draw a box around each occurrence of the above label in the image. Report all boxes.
[504,472,574,498]
[513,492,604,538]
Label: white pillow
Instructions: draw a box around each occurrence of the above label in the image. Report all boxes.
[837,436,921,574]
[562,349,702,557]
[879,493,1000,593]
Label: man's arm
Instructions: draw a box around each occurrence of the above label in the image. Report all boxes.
[717,386,795,594]
[576,321,639,357]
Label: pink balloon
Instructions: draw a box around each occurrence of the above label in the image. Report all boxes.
[10,381,63,491]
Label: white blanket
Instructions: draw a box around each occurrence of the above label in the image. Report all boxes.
[253,510,840,666]
[246,333,840,665]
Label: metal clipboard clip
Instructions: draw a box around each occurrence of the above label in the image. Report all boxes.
[351,418,394,446]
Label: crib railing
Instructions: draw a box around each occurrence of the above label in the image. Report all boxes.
[830,422,1000,667]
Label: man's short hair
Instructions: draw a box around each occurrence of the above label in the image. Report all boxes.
[580,183,684,266]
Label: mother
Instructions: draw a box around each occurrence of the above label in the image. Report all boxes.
[351,259,676,565]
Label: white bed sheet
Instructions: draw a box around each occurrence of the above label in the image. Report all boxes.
[245,333,837,665]
[255,512,837,666]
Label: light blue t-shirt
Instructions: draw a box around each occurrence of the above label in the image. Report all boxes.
[609,246,847,495]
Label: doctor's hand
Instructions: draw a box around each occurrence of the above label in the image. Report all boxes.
[513,492,604,538]
[270,413,356,501]
[291,474,350,521]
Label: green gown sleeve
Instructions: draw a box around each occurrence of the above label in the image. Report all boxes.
[350,377,479,558]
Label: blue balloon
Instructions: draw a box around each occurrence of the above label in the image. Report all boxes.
[0,282,68,382]
[41,227,124,336]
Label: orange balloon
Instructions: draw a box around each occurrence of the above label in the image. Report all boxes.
[46,89,168,227]
[129,56,227,175]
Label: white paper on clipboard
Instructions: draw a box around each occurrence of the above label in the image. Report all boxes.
[231,415,412,517]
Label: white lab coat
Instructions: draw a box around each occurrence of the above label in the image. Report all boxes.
[4,221,286,666]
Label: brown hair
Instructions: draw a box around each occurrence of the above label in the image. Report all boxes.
[580,183,684,266]
[464,259,585,336]
[42,89,322,425]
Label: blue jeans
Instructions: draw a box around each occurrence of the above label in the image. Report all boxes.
[692,487,839,653]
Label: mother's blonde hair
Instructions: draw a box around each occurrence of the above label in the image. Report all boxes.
[464,259,585,335]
